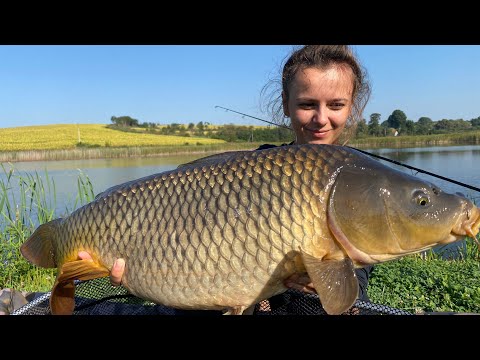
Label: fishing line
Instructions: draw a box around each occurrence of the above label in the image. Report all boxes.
[215,105,480,194]
[215,106,292,130]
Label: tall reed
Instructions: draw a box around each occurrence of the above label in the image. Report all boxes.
[351,131,480,148]
[0,143,262,163]
[0,164,94,292]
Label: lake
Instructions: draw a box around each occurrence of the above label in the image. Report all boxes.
[1,154,208,218]
[364,145,480,203]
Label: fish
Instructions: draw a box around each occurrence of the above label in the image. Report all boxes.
[20,144,480,315]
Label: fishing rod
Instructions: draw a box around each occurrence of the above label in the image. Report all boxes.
[215,105,480,193]
[215,106,292,130]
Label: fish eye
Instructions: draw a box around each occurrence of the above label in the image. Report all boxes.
[417,197,429,206]
[413,190,430,207]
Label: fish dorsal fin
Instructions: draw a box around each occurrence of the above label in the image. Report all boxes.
[177,151,252,170]
[50,259,110,315]
[301,252,358,315]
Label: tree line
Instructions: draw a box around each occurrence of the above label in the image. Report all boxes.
[355,110,480,138]
[109,116,294,142]
[109,110,480,143]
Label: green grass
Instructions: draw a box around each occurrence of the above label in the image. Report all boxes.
[368,239,480,313]
[0,164,95,292]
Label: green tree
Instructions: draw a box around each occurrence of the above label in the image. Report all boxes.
[380,120,390,136]
[434,119,450,132]
[471,117,480,127]
[355,118,368,138]
[368,113,381,136]
[196,121,205,134]
[416,117,433,135]
[451,119,471,131]
[387,110,407,133]
[405,120,415,135]
[110,115,139,127]
[140,122,156,128]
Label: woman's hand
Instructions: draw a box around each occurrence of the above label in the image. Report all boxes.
[77,251,125,286]
[284,273,317,294]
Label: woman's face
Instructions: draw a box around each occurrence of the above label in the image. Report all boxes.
[284,66,354,145]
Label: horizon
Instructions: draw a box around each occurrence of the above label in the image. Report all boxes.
[1,45,479,129]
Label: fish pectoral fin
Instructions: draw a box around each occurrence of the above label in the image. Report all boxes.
[50,259,110,315]
[301,252,358,315]
[58,259,110,282]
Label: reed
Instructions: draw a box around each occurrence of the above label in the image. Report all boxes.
[0,164,95,291]
[0,143,265,163]
[351,131,480,148]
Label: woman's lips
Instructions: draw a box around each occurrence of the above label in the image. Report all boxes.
[306,128,332,138]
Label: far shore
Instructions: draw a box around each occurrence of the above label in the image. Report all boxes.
[0,143,265,163]
[1,136,479,163]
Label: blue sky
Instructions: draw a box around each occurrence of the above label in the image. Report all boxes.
[1,45,479,129]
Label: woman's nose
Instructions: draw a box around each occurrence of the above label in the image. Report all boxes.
[312,108,329,126]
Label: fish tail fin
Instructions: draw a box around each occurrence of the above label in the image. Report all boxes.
[20,219,63,268]
[50,278,75,315]
[50,259,110,315]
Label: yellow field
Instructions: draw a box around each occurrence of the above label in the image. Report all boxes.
[0,124,225,151]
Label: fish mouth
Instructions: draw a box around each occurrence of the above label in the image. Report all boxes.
[450,204,480,239]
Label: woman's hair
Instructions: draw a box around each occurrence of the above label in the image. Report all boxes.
[260,45,371,145]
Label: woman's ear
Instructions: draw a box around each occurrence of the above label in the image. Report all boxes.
[282,92,290,117]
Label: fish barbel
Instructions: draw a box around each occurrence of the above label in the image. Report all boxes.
[21,144,480,315]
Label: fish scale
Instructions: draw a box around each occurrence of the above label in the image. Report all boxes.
[60,146,338,309]
[21,144,480,314]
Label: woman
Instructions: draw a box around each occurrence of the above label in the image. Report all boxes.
[253,44,373,314]
[79,45,373,315]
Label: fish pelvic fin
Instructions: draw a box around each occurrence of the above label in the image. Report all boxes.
[20,219,63,268]
[301,252,358,315]
[50,259,110,315]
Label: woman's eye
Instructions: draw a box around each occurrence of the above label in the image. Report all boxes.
[299,103,314,109]
[329,103,345,109]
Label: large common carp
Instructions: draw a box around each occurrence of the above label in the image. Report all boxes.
[21,144,480,315]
